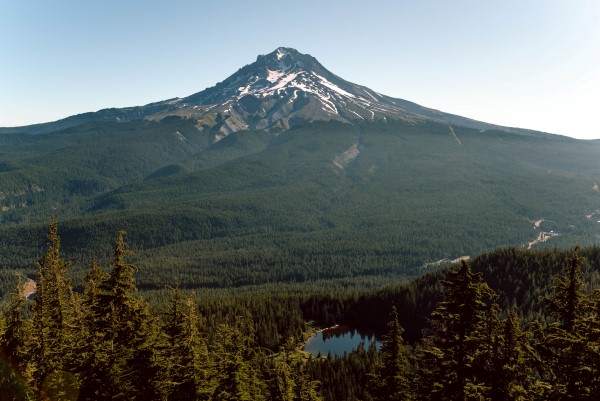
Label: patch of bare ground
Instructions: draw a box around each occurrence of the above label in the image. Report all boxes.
[448,126,462,145]
[423,255,470,269]
[333,142,360,169]
[22,278,36,299]
[527,231,559,250]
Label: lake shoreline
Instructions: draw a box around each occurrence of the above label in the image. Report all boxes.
[299,324,342,351]
[301,325,380,357]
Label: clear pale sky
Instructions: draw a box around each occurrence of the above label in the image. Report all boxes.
[1,0,599,139]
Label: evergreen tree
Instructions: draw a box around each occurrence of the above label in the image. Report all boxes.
[83,260,109,303]
[30,217,79,400]
[292,354,323,401]
[269,348,297,401]
[158,288,213,401]
[0,278,35,400]
[369,306,413,401]
[77,260,109,400]
[268,345,323,401]
[211,315,267,401]
[544,247,587,333]
[416,261,497,400]
[0,278,30,376]
[78,231,158,401]
[536,247,593,400]
[584,287,600,399]
[488,308,534,401]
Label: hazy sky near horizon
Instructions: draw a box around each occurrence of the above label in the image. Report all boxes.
[1,0,599,139]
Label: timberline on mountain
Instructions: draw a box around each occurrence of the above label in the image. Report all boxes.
[0,47,598,293]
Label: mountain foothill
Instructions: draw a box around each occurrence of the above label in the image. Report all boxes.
[1,46,600,400]
[0,47,598,292]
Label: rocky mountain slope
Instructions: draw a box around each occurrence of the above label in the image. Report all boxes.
[1,47,531,139]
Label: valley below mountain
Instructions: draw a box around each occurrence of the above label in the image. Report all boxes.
[2,47,600,401]
[0,48,599,294]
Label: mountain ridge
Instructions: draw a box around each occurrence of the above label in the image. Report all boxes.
[0,47,597,293]
[0,47,552,139]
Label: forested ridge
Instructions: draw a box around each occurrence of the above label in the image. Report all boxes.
[3,222,600,400]
[2,119,600,294]
[4,47,600,401]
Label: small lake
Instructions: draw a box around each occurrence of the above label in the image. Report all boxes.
[302,325,381,357]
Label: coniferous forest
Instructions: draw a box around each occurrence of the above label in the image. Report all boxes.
[3,220,600,400]
[2,37,600,401]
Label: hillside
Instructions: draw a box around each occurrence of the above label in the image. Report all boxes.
[0,48,599,294]
[0,119,599,295]
[3,222,600,401]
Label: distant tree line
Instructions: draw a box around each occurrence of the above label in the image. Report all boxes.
[3,220,600,400]
[0,219,321,401]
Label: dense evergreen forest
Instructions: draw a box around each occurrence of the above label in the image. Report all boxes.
[2,119,600,295]
[3,221,600,400]
[4,47,600,401]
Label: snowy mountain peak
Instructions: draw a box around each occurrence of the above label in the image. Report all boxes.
[0,48,524,138]
[275,47,289,61]
[151,48,502,140]
[255,47,321,74]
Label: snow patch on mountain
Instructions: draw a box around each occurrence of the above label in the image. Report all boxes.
[276,48,289,60]
[267,69,286,83]
[364,90,379,102]
[319,95,338,115]
[270,72,301,91]
[348,109,365,120]
[312,73,356,99]
[161,47,505,138]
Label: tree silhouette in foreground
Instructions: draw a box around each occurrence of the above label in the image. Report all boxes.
[370,306,414,401]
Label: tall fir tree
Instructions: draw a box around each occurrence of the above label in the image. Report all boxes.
[1,278,30,377]
[416,261,498,400]
[488,308,534,401]
[30,217,79,400]
[77,259,109,400]
[268,345,323,401]
[78,231,158,401]
[0,277,35,400]
[369,306,414,401]
[269,348,297,401]
[584,287,600,398]
[291,353,323,401]
[535,247,593,400]
[158,288,213,401]
[211,315,267,401]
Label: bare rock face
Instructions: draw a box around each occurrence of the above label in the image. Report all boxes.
[148,47,505,141]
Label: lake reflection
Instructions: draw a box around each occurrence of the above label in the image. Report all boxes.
[303,325,380,357]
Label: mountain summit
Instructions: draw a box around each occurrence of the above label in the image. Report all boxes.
[162,47,502,138]
[1,47,518,138]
